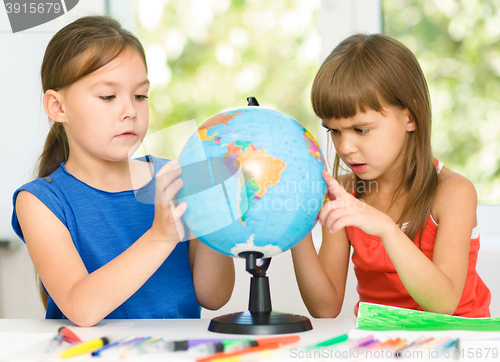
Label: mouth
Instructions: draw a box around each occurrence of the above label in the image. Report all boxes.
[116,130,136,137]
[349,163,367,172]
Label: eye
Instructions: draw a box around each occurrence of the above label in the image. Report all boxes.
[100,95,115,101]
[327,129,340,135]
[354,128,368,134]
[134,95,149,101]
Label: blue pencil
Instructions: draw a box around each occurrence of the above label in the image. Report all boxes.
[93,336,142,357]
[438,338,456,357]
[91,335,134,356]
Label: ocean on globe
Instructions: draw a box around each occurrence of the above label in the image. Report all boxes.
[176,106,326,258]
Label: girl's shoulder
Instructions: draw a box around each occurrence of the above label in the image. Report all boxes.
[432,165,477,224]
[435,165,477,198]
[15,166,66,197]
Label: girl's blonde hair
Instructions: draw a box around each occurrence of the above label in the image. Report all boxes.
[36,15,147,308]
[311,33,437,242]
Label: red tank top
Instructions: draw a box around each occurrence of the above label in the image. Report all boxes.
[347,161,491,318]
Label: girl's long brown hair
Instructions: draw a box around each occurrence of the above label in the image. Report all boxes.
[311,33,437,242]
[36,16,147,309]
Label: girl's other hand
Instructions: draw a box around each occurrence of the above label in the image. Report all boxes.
[150,160,188,244]
[319,170,393,237]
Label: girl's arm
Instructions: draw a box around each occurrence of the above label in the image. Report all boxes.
[320,170,475,315]
[291,229,351,318]
[189,234,235,310]
[291,170,354,318]
[16,161,187,327]
[381,171,475,314]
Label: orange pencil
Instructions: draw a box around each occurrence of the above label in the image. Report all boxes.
[196,343,280,362]
[392,339,407,350]
[379,339,394,347]
[382,338,400,348]
[255,335,300,346]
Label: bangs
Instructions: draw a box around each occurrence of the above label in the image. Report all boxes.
[42,16,147,93]
[67,41,129,85]
[311,53,385,120]
[59,36,147,90]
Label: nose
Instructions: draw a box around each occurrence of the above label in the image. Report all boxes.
[337,134,357,155]
[120,98,138,121]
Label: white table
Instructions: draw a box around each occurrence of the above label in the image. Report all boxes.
[1,318,500,361]
[0,318,353,361]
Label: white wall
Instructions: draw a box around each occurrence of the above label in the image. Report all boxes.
[475,206,500,317]
[1,6,57,319]
[0,0,110,318]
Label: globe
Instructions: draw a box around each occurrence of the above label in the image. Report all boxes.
[176,105,326,258]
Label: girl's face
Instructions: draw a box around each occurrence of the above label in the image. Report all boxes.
[59,49,150,163]
[323,106,415,184]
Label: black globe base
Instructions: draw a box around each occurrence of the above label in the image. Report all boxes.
[208,311,312,335]
[209,251,313,335]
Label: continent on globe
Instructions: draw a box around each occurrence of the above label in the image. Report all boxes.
[198,110,244,142]
[177,106,326,259]
[303,129,323,163]
[226,140,286,224]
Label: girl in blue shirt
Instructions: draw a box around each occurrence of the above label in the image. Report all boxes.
[12,16,234,327]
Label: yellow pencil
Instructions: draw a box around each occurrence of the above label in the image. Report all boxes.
[60,337,109,358]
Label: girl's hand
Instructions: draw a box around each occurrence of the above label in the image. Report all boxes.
[319,170,394,237]
[150,160,188,244]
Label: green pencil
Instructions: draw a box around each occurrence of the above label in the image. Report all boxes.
[305,333,348,350]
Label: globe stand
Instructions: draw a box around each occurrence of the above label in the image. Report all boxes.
[208,251,313,334]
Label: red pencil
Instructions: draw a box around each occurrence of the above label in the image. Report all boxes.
[58,327,82,343]
[418,337,434,346]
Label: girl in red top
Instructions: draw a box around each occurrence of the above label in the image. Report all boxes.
[291,33,491,318]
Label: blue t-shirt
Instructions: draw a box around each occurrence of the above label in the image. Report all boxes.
[11,155,201,319]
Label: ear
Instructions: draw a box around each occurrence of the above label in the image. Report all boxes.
[43,90,66,123]
[405,108,416,132]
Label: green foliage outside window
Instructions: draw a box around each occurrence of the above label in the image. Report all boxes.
[384,0,500,203]
[135,0,500,203]
[134,0,321,140]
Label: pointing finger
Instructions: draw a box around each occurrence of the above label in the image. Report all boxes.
[322,170,349,201]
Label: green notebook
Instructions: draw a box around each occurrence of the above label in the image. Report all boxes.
[356,302,500,331]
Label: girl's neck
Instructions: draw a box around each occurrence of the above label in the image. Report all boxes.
[368,155,407,197]
[64,156,152,192]
[359,175,408,223]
